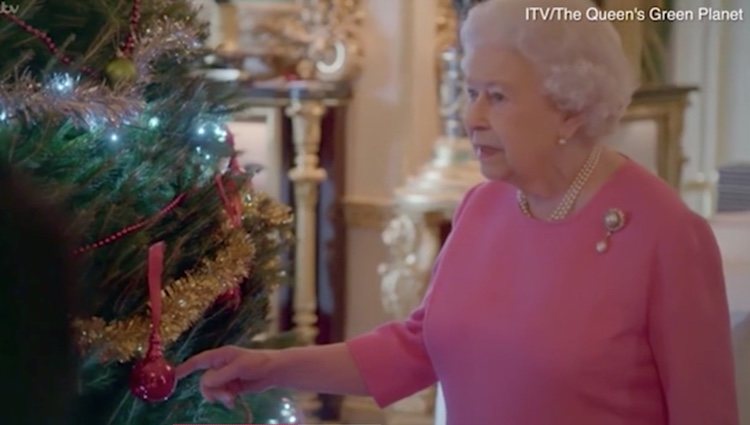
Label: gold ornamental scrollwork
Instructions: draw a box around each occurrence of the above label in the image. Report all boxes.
[216,0,363,83]
[436,0,458,55]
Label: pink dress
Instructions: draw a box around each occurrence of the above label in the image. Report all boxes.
[346,159,739,425]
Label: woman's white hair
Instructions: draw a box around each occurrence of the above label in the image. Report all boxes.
[461,0,639,140]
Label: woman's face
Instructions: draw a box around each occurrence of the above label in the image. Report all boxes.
[463,44,578,183]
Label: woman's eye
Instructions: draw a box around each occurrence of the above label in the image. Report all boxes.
[466,88,479,101]
[489,92,505,103]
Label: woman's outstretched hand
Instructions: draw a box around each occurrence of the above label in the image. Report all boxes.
[177,342,369,408]
[176,346,273,409]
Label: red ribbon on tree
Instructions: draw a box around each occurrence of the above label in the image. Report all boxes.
[225,128,242,174]
[214,175,242,228]
[212,127,246,308]
[129,241,177,403]
[213,127,245,228]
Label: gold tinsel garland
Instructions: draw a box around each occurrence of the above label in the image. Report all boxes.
[73,192,293,363]
[74,229,254,362]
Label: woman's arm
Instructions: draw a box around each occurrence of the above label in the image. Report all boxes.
[649,212,739,425]
[269,343,369,395]
[178,184,482,409]
[176,343,368,408]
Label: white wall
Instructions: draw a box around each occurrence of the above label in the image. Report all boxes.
[341,1,441,421]
[646,3,750,420]
[344,0,440,338]
[669,0,750,214]
[189,0,442,339]
[718,0,750,165]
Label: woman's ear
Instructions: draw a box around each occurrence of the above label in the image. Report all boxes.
[559,112,586,141]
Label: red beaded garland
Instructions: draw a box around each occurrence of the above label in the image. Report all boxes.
[0,0,141,73]
[120,0,141,56]
[0,11,96,76]
[74,193,186,255]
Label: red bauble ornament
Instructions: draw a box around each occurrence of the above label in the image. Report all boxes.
[129,337,176,402]
[283,71,300,81]
[129,242,176,403]
[214,285,242,312]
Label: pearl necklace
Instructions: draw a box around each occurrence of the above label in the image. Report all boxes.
[517,145,603,221]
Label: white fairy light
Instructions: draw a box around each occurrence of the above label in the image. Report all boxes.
[83,113,104,132]
[196,120,228,143]
[148,117,160,129]
[276,397,300,423]
[49,73,77,94]
[212,124,228,142]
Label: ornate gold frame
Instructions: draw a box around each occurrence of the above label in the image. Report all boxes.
[213,0,363,82]
[623,86,696,189]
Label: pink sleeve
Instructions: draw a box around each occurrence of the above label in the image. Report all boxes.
[648,213,739,425]
[346,300,437,407]
[345,184,481,407]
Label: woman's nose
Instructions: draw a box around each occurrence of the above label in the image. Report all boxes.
[463,94,489,133]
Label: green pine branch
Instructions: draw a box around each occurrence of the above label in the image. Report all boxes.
[1,1,297,424]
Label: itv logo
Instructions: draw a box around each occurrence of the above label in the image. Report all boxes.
[0,1,19,14]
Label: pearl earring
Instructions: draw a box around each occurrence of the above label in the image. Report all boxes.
[558,138,567,145]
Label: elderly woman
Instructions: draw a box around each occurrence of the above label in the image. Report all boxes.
[177,0,739,423]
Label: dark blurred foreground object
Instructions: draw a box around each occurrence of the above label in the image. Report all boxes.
[0,164,78,425]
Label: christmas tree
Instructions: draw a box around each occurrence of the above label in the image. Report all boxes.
[0,1,300,423]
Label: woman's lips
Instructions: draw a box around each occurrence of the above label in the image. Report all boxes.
[473,144,504,159]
